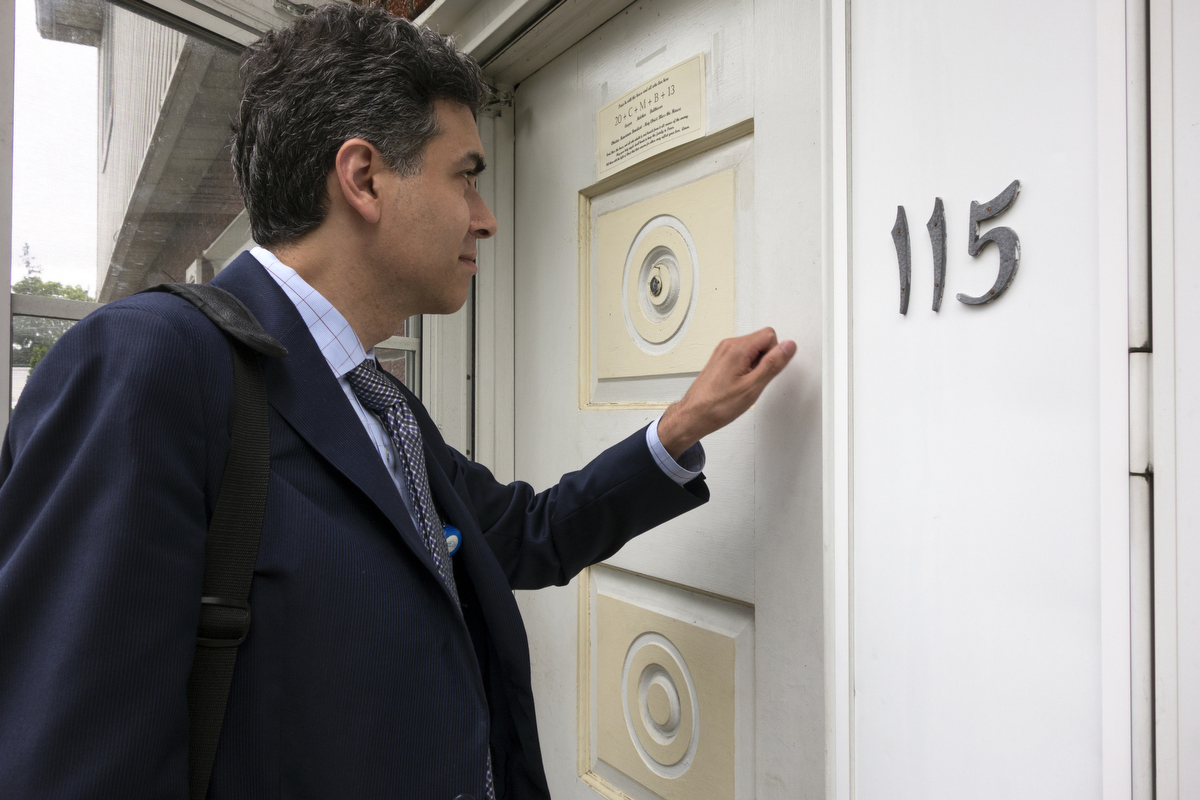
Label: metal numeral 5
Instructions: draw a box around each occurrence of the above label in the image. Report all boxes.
[892,180,1022,314]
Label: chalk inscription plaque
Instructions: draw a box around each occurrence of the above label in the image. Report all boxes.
[596,54,707,181]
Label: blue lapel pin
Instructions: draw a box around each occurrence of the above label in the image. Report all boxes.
[443,524,462,556]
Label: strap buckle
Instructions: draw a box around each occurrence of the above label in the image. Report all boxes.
[196,596,251,648]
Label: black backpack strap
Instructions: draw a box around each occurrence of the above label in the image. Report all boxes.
[146,283,289,359]
[141,283,287,799]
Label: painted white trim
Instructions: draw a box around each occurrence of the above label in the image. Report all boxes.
[205,210,254,274]
[752,0,829,796]
[421,286,475,457]
[414,0,478,32]
[473,110,515,483]
[133,0,280,44]
[475,0,633,86]
[1127,0,1152,351]
[420,0,553,67]
[827,1,852,800]
[1,0,13,422]
[1095,3,1135,799]
[378,335,421,352]
[1131,473,1155,800]
[1148,1,1178,797]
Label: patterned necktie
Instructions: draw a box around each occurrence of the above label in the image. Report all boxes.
[345,359,460,607]
[345,360,496,800]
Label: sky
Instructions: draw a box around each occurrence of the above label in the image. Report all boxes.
[10,0,99,295]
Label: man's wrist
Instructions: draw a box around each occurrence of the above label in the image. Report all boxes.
[657,403,699,460]
[647,413,705,484]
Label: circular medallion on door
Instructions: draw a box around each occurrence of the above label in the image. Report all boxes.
[621,631,701,778]
[621,215,700,354]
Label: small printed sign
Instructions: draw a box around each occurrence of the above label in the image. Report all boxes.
[596,54,706,181]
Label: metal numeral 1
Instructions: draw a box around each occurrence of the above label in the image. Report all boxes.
[892,206,911,315]
[926,197,946,312]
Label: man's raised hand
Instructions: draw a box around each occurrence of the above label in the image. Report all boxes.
[656,328,797,459]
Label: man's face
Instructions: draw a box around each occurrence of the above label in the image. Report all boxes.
[376,99,497,316]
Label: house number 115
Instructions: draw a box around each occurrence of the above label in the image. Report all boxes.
[891,179,1021,314]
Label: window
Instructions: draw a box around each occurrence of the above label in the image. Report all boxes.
[376,315,422,395]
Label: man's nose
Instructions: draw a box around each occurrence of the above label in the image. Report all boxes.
[470,192,498,239]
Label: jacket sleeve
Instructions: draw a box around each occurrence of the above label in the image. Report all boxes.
[0,300,231,798]
[455,428,709,591]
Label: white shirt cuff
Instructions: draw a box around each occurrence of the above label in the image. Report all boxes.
[646,413,705,486]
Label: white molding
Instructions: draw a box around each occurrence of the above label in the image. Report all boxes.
[421,288,475,457]
[1148,1,1179,797]
[1147,1,1200,797]
[476,0,632,86]
[473,110,515,483]
[378,335,421,352]
[1131,473,1155,800]
[827,3,852,800]
[132,0,281,45]
[419,0,554,67]
[414,0,478,32]
[419,0,636,87]
[1095,2,1134,799]
[1127,0,1152,352]
[752,0,829,796]
[205,210,254,274]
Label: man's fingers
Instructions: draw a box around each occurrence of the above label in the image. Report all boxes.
[736,327,780,372]
[666,329,796,451]
[746,327,779,358]
[747,339,796,388]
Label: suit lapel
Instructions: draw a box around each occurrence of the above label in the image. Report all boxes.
[405,383,528,638]
[211,253,447,588]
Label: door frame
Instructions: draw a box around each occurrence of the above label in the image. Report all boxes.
[1148,1,1200,797]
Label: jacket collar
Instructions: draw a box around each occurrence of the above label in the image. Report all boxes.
[212,252,455,604]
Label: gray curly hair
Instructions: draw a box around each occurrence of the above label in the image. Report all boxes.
[232,3,490,246]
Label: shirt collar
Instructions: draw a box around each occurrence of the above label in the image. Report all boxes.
[250,246,372,378]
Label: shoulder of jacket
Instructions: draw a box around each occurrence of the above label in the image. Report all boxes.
[83,291,233,350]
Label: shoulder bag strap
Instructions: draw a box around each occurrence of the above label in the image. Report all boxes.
[140,283,284,800]
[186,337,269,799]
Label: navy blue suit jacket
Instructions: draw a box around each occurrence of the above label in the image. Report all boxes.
[0,253,708,799]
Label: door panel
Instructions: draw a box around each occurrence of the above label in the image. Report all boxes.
[511,0,761,798]
[583,135,756,602]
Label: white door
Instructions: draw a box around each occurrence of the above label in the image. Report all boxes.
[508,0,825,799]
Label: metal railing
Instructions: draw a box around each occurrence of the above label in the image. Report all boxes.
[10,293,103,322]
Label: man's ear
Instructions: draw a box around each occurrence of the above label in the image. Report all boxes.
[333,138,386,225]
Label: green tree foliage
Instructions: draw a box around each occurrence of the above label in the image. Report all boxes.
[10,244,92,370]
[12,275,92,301]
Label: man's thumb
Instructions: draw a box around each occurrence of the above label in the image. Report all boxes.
[753,340,796,383]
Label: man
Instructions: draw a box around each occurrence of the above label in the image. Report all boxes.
[0,4,795,798]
